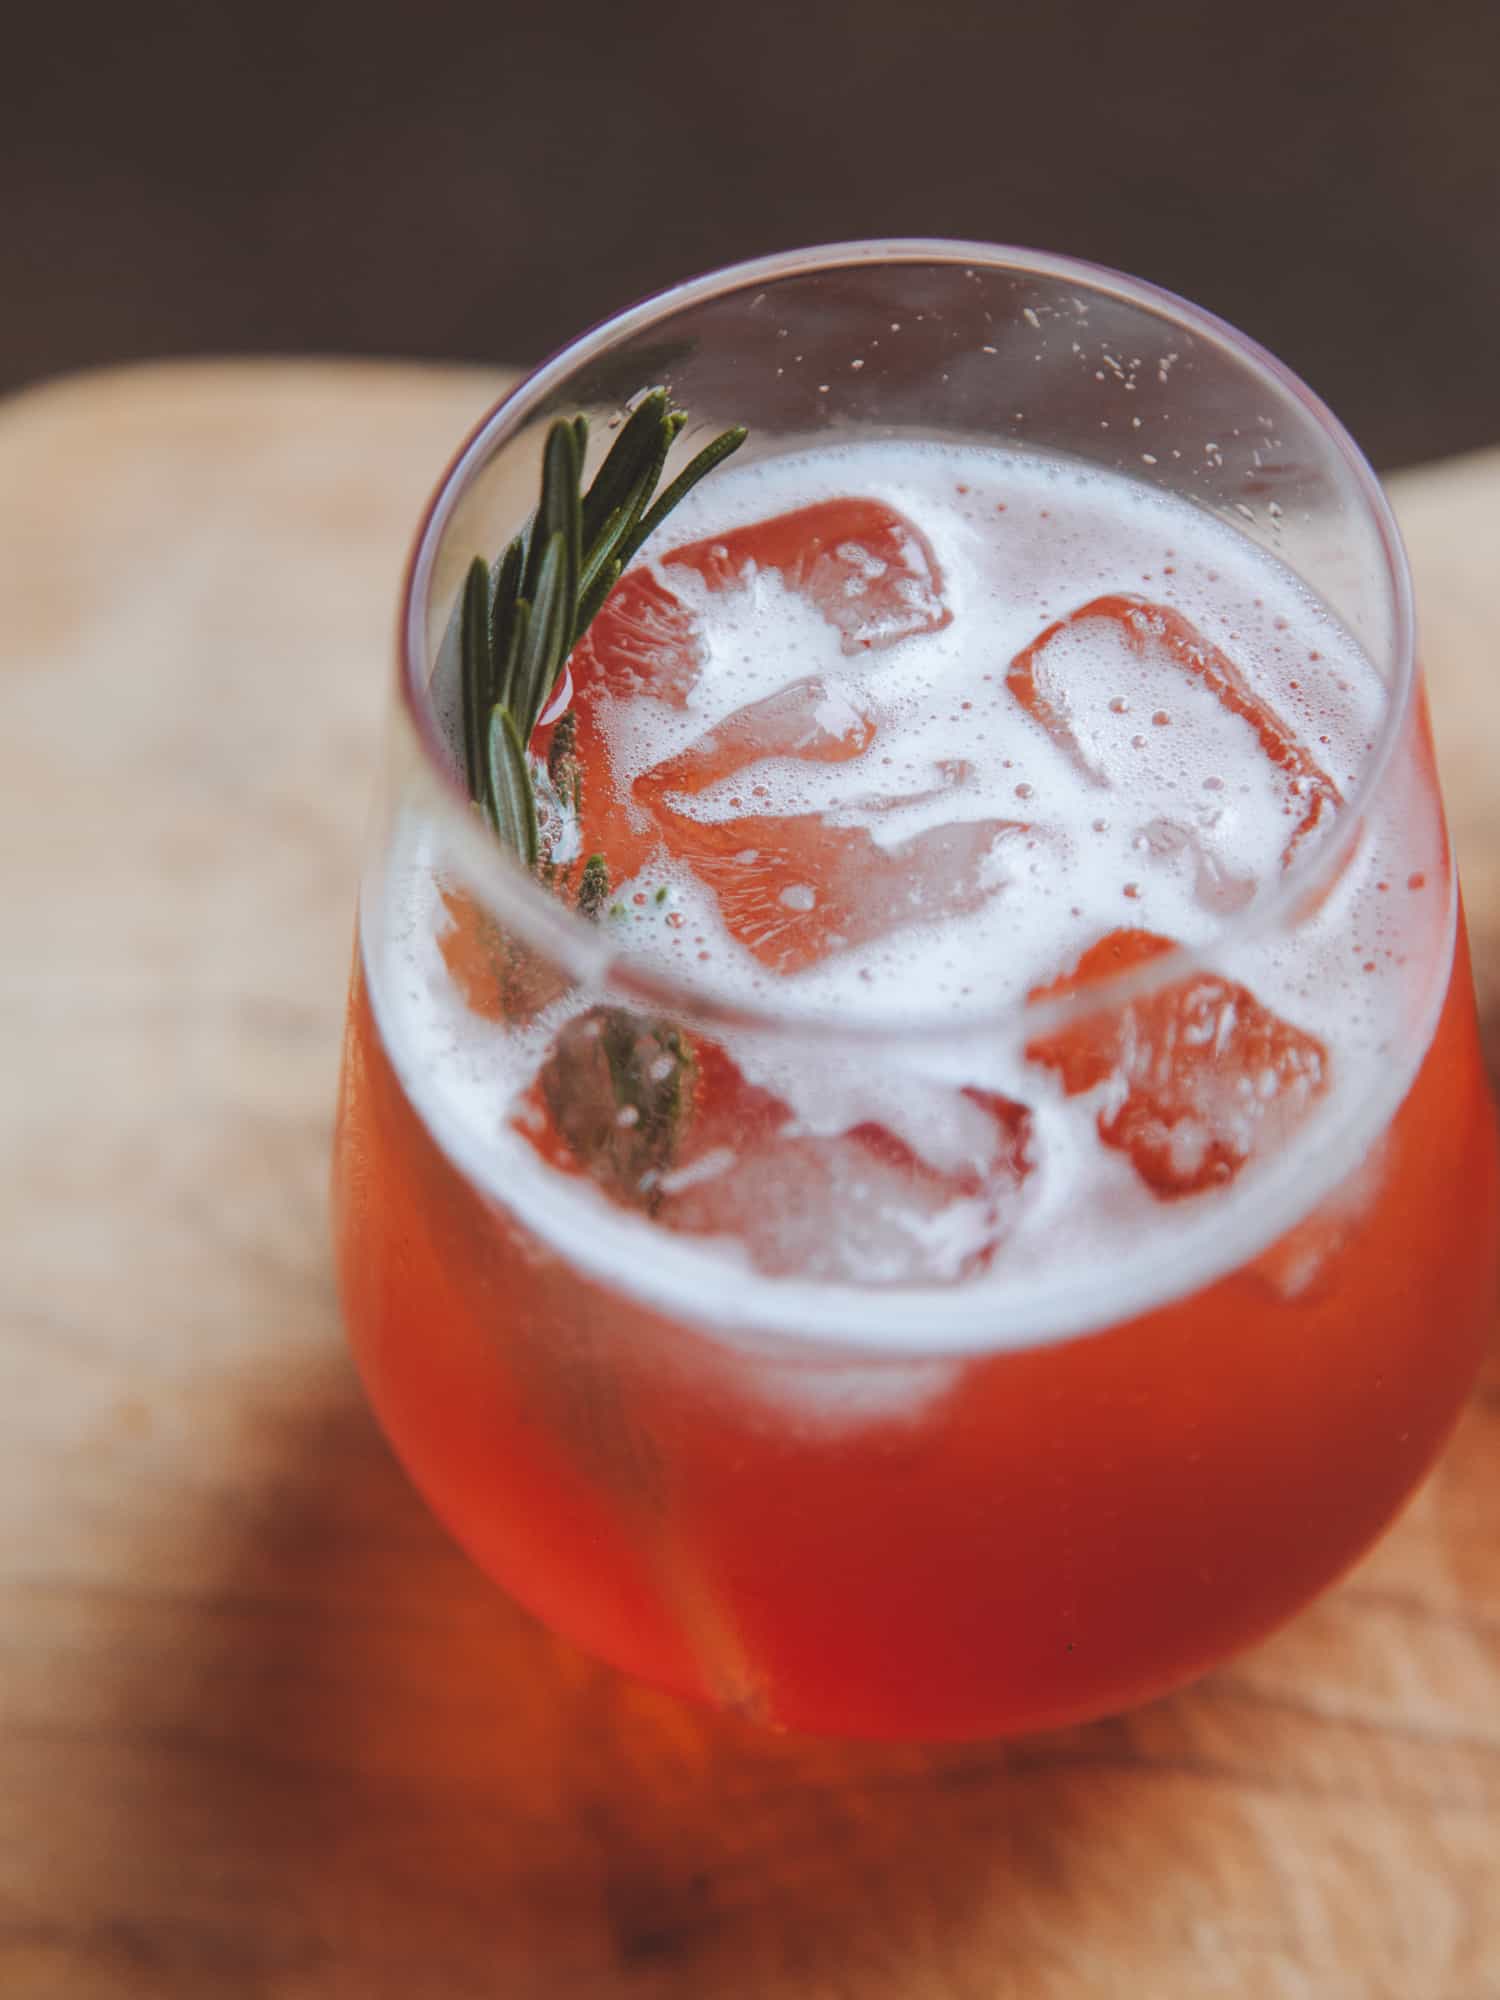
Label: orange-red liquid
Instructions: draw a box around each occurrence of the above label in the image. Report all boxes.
[333,924,1497,1738]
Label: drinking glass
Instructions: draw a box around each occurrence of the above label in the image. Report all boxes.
[333,242,1499,1739]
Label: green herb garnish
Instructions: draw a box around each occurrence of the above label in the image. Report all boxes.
[458,390,746,868]
[539,1006,697,1212]
[575,853,611,920]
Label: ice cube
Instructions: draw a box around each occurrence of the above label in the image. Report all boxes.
[520,1014,1034,1283]
[663,497,952,653]
[1006,594,1342,871]
[1026,928,1330,1198]
[634,676,877,804]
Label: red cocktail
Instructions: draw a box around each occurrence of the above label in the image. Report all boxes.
[334,245,1498,1738]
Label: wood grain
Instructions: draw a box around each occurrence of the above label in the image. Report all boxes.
[1,362,1497,2000]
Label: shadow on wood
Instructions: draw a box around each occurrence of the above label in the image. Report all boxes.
[105,1365,1145,1994]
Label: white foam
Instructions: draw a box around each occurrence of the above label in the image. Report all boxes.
[364,439,1453,1373]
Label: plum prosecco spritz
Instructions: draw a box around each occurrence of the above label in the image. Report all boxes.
[334,245,1498,1739]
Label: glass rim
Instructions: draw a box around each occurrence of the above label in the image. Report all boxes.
[397,236,1417,1050]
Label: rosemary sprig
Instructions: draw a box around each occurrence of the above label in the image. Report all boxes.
[458,390,746,869]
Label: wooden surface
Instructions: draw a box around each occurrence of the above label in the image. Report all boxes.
[2,360,1498,2000]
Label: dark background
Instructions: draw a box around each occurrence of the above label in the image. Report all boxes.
[6,0,1498,469]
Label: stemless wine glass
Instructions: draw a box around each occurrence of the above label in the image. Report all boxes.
[332,242,1499,1740]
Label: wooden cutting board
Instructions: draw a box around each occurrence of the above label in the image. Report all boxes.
[2,361,1496,2000]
